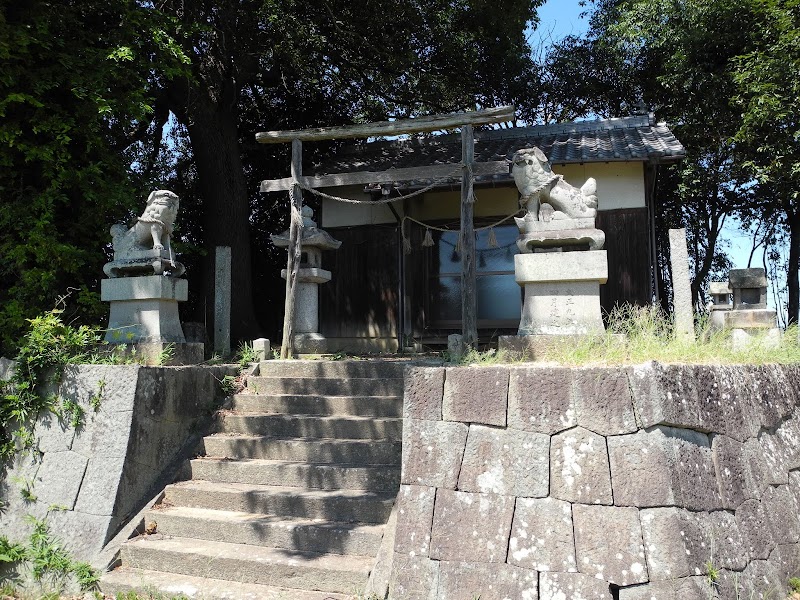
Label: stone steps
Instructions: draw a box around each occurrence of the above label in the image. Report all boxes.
[164,479,395,523]
[103,359,407,597]
[120,536,372,594]
[248,375,404,397]
[202,434,402,464]
[187,456,401,491]
[102,567,353,600]
[230,392,403,417]
[148,505,385,555]
[217,412,403,440]
[258,359,410,379]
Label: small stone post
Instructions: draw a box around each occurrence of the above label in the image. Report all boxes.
[668,228,695,341]
[214,246,232,357]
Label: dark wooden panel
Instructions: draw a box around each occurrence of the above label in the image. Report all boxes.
[320,225,399,339]
[596,208,651,312]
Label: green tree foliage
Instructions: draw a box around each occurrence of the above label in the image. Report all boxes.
[0,1,188,354]
[733,0,800,322]
[545,0,764,308]
[143,0,544,342]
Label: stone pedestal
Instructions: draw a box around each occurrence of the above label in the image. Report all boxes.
[515,251,607,336]
[101,276,188,344]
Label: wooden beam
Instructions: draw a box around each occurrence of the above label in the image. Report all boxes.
[280,139,303,359]
[461,125,478,349]
[260,160,510,193]
[256,106,515,144]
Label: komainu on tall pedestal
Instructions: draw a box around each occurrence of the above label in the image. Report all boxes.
[101,190,190,347]
[500,148,608,355]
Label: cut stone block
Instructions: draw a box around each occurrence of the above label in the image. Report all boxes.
[573,504,648,586]
[618,577,711,600]
[550,427,612,505]
[508,366,576,435]
[736,499,777,560]
[436,561,537,600]
[761,485,800,545]
[389,554,440,600]
[401,419,468,489]
[712,435,766,510]
[404,367,445,421]
[639,508,707,581]
[443,366,508,426]
[457,425,549,497]
[429,489,514,564]
[394,484,435,557]
[573,367,638,436]
[508,497,577,573]
[757,430,790,486]
[608,426,721,511]
[35,450,89,510]
[630,363,761,442]
[538,572,613,600]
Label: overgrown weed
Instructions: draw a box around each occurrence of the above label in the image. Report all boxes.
[545,304,800,366]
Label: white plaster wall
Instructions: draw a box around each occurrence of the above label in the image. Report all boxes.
[556,161,645,210]
[320,185,403,227]
[319,162,646,228]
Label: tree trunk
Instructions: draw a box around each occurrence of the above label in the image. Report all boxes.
[182,104,262,346]
[787,210,800,326]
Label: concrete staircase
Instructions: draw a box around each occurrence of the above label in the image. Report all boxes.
[102,360,406,599]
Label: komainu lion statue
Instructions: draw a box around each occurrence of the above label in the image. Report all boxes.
[103,190,185,277]
[511,147,598,221]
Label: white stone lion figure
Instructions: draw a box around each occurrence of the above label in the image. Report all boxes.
[512,147,598,221]
[104,189,184,277]
[111,190,179,256]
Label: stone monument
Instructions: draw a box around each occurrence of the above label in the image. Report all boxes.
[271,206,341,354]
[710,268,780,349]
[499,148,608,356]
[101,190,201,363]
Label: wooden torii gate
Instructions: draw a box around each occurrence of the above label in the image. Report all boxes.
[256,106,516,358]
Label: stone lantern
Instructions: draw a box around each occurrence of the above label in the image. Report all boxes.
[271,206,341,354]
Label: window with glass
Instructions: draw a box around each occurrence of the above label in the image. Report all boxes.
[426,224,521,328]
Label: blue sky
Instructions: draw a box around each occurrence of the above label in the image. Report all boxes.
[537,0,590,39]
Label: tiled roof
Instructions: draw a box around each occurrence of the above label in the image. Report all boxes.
[311,115,685,187]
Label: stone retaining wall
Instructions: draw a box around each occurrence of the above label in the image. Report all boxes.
[0,364,235,568]
[389,363,800,600]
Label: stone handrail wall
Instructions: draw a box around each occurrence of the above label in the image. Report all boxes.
[0,364,235,568]
[389,363,800,600]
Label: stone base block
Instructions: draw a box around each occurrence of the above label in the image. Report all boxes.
[102,276,188,343]
[732,328,781,351]
[294,333,329,355]
[724,308,777,329]
[499,334,619,360]
[106,342,204,365]
[515,251,607,336]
